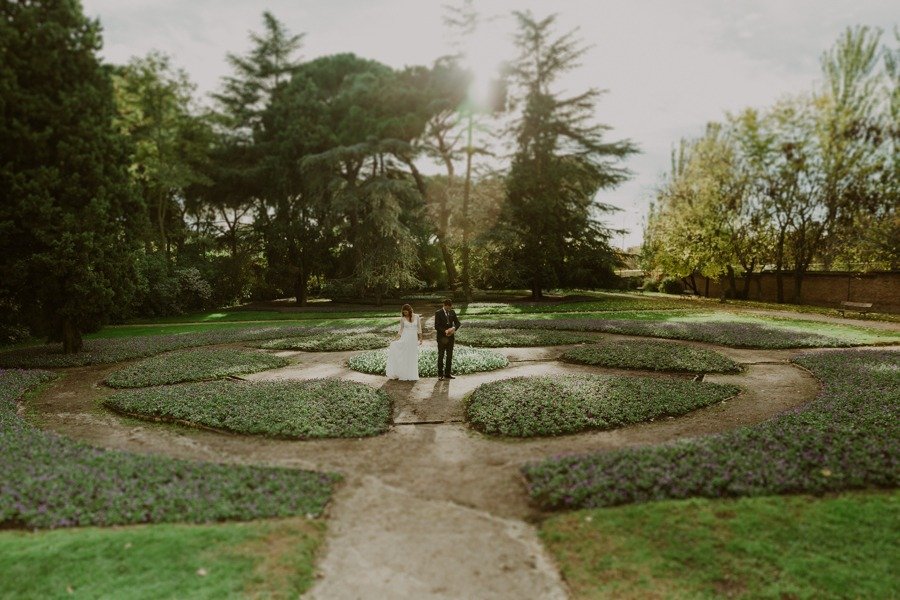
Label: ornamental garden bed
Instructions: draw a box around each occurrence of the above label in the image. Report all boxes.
[561,339,741,373]
[103,379,392,439]
[473,314,897,349]
[454,327,597,348]
[348,346,508,377]
[104,348,290,388]
[522,349,899,510]
[260,331,393,352]
[0,369,338,529]
[466,374,739,437]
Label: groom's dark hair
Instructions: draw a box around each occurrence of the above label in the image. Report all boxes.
[443,298,453,307]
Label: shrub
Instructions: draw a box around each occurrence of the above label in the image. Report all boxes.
[104,348,290,388]
[466,374,738,437]
[104,379,392,439]
[348,346,508,377]
[522,349,899,510]
[0,369,338,529]
[561,340,741,373]
[659,277,684,295]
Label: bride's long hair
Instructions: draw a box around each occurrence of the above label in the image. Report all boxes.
[401,303,414,322]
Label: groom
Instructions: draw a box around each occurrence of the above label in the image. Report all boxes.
[434,298,461,380]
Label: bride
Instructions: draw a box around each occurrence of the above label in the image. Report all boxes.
[386,303,422,381]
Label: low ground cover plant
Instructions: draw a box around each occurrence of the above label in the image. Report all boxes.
[348,346,508,377]
[261,331,392,351]
[562,339,741,373]
[455,327,597,347]
[467,374,739,437]
[475,314,896,349]
[104,379,392,439]
[0,369,338,529]
[105,348,290,388]
[523,349,899,510]
[0,326,322,368]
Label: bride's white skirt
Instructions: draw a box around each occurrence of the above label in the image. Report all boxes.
[386,329,419,381]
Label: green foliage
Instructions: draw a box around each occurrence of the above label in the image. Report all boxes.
[262,332,392,351]
[348,346,508,377]
[659,276,684,294]
[104,379,392,439]
[0,0,145,351]
[561,340,742,373]
[540,492,899,599]
[523,349,899,510]
[455,327,595,347]
[500,12,637,299]
[104,348,290,388]
[0,518,325,599]
[0,369,338,529]
[466,374,738,437]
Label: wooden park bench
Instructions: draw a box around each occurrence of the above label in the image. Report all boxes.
[839,301,873,317]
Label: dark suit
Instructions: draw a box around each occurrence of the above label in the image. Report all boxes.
[434,308,461,377]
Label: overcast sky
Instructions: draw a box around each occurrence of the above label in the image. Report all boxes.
[82,0,897,249]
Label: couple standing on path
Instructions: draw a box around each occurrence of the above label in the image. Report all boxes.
[385,299,462,382]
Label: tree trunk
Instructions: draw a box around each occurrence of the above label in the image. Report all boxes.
[62,318,82,354]
[775,230,786,303]
[461,116,474,302]
[294,263,307,307]
[726,265,737,298]
[704,277,709,298]
[531,278,543,301]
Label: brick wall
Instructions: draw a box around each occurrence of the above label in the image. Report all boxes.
[691,271,900,314]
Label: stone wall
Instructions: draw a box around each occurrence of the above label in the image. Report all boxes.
[691,271,900,314]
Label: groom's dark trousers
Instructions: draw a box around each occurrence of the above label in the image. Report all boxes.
[434,308,461,377]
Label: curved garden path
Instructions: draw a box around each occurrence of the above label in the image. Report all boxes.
[29,313,880,599]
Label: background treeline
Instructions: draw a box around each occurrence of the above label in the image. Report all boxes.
[642,26,898,302]
[0,1,635,350]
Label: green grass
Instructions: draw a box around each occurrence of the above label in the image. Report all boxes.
[455,327,598,347]
[466,374,739,437]
[561,339,742,373]
[104,379,393,439]
[89,317,397,339]
[104,348,290,388]
[0,517,325,599]
[348,346,509,377]
[124,308,397,325]
[540,491,899,599]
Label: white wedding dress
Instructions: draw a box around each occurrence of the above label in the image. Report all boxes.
[386,315,420,381]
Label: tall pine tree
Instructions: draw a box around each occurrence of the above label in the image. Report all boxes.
[0,0,143,351]
[502,12,637,299]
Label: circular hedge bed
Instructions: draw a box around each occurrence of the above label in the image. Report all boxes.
[348,346,508,377]
[561,339,741,373]
[103,379,392,439]
[104,348,290,388]
[455,327,597,347]
[261,331,392,352]
[466,374,740,437]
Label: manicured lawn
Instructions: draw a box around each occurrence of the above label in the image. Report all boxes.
[455,327,597,347]
[1,369,339,528]
[540,491,899,599]
[104,379,392,439]
[0,517,325,599]
[561,339,741,373]
[523,349,899,510]
[104,348,290,388]
[89,317,397,339]
[261,331,393,351]
[348,346,508,377]
[467,374,739,437]
[123,308,396,324]
[472,311,898,348]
